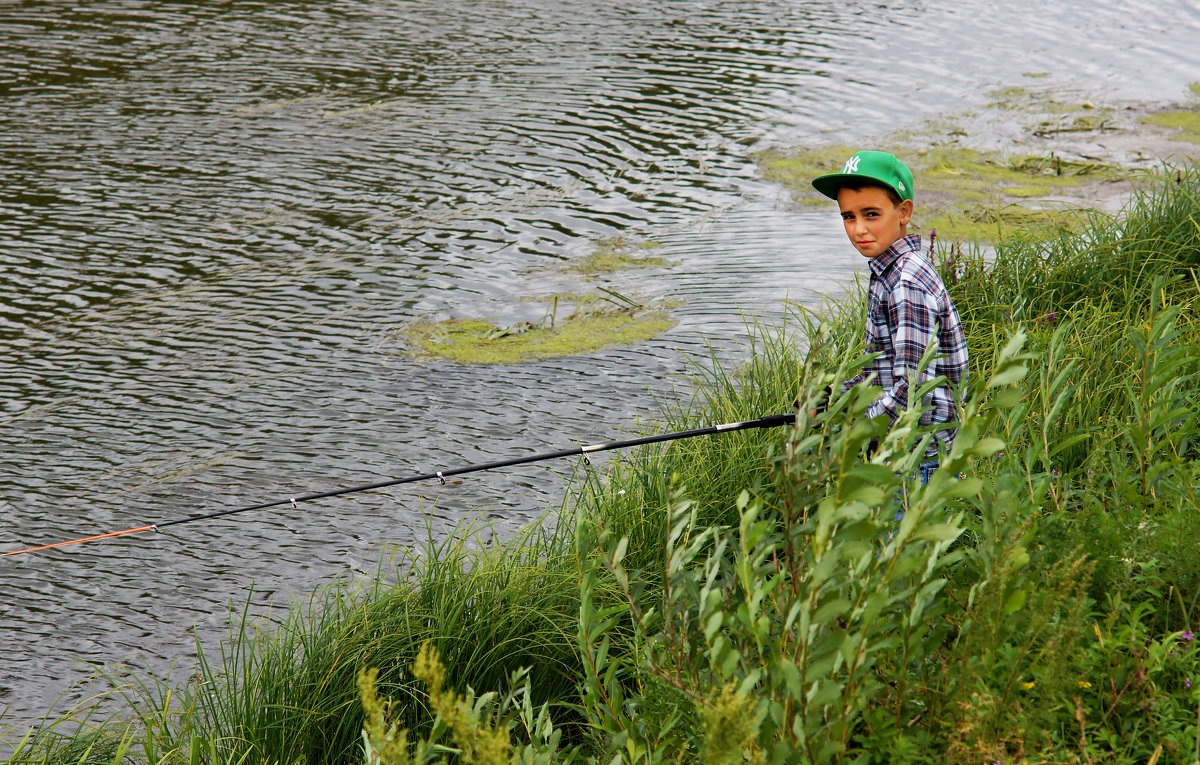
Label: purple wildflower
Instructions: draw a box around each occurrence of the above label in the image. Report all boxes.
[1034,309,1057,328]
[1183,630,1195,642]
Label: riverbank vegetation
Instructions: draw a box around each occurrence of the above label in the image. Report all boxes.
[6,164,1200,763]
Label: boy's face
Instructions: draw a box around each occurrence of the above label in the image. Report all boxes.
[836,186,913,259]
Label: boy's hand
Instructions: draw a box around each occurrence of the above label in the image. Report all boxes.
[795,385,834,418]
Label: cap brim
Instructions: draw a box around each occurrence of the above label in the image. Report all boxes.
[811,172,857,200]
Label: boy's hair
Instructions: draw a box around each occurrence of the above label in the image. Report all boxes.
[834,179,904,208]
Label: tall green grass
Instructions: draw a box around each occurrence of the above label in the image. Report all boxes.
[6,163,1200,764]
[937,165,1200,614]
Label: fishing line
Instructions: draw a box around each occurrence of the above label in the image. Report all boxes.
[2,412,796,558]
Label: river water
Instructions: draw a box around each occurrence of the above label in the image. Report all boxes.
[3,0,1199,729]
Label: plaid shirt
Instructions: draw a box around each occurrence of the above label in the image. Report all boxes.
[842,233,969,456]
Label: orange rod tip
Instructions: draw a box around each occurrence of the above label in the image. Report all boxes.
[2,525,156,557]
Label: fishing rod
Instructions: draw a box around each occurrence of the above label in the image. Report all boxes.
[2,412,796,558]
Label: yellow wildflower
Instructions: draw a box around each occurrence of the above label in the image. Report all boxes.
[1077,680,1092,689]
[1021,681,1036,690]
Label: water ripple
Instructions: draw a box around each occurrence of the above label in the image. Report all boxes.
[3,0,1199,729]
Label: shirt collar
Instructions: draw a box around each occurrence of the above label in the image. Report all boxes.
[869,233,923,276]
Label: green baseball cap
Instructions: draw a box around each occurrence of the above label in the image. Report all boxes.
[811,150,914,202]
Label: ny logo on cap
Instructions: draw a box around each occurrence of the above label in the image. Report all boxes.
[842,156,861,173]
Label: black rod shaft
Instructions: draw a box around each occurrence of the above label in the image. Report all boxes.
[153,413,795,531]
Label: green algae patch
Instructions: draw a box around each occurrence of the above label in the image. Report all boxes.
[982,85,1116,129]
[917,150,1119,240]
[761,142,1119,242]
[919,148,1119,200]
[913,203,1087,247]
[1140,107,1200,144]
[566,236,672,275]
[753,80,1188,244]
[521,289,685,318]
[1003,183,1054,198]
[985,86,1104,116]
[757,145,859,207]
[402,300,675,365]
[987,85,1060,111]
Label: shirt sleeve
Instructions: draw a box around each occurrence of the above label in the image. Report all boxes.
[865,281,936,422]
[840,373,864,394]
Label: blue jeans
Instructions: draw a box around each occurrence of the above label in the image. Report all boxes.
[916,459,939,487]
[895,459,939,522]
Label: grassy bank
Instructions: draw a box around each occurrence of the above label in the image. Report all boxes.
[6,165,1200,763]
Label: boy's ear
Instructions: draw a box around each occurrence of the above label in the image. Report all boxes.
[898,199,913,226]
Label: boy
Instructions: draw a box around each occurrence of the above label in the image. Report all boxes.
[811,150,968,484]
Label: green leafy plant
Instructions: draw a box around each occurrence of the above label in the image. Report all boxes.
[357,642,568,765]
